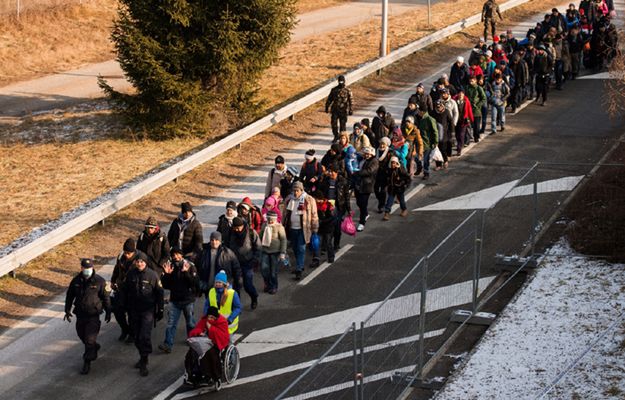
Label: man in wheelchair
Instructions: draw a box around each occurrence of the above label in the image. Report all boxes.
[184,306,229,389]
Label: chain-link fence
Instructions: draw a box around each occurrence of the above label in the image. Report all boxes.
[275,160,625,400]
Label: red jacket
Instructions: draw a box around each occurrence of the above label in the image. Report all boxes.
[453,96,474,126]
[189,314,230,351]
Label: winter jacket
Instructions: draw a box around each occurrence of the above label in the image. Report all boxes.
[442,97,459,126]
[402,124,423,158]
[136,229,170,276]
[450,62,470,91]
[418,112,439,150]
[534,52,554,76]
[354,157,379,194]
[283,193,319,244]
[315,199,336,235]
[318,174,352,214]
[238,197,262,234]
[229,226,261,266]
[350,133,371,153]
[486,80,510,106]
[65,271,111,317]
[375,148,395,187]
[455,98,474,127]
[121,266,164,313]
[111,250,144,291]
[465,84,487,117]
[259,222,288,254]
[216,215,235,248]
[265,165,288,198]
[198,244,241,290]
[390,143,409,169]
[300,159,323,192]
[188,314,230,351]
[161,259,198,305]
[167,213,203,261]
[386,166,411,195]
[325,84,353,115]
[432,107,454,143]
[408,92,434,114]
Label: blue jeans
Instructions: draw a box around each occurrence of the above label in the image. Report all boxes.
[241,262,259,301]
[422,149,432,175]
[289,229,306,271]
[289,229,306,272]
[385,191,406,212]
[164,301,195,348]
[261,252,280,291]
[491,103,505,133]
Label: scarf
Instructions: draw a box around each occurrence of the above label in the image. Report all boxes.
[377,147,390,161]
[261,224,273,247]
[391,132,405,149]
[225,210,238,223]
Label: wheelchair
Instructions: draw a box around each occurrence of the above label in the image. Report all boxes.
[183,338,240,391]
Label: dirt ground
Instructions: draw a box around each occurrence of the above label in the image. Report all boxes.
[0,0,348,86]
[0,0,566,249]
[0,0,571,333]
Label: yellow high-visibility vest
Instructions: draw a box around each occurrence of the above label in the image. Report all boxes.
[208,288,239,334]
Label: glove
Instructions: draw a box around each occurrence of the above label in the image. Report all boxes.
[279,253,286,260]
[105,313,111,323]
[348,111,353,116]
[325,108,329,113]
[156,309,164,321]
[63,313,72,323]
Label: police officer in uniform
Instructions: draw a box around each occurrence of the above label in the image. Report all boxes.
[121,252,164,376]
[481,0,503,41]
[64,258,112,375]
[325,75,353,140]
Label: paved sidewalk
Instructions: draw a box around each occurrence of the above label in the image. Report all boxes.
[0,0,429,117]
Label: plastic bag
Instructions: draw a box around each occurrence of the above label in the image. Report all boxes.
[279,254,290,269]
[310,232,320,252]
[341,212,357,236]
[431,146,444,163]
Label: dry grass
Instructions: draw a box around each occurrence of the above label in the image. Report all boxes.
[0,0,567,249]
[0,0,348,86]
[0,0,570,333]
[0,0,117,86]
[297,0,350,13]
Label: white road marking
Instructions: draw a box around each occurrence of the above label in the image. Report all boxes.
[299,244,354,286]
[280,364,416,400]
[414,176,584,211]
[170,329,446,399]
[415,180,520,211]
[391,183,425,214]
[237,276,495,358]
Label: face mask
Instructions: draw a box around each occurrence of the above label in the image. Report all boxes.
[82,268,93,277]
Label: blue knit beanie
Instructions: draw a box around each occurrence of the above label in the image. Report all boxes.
[215,270,228,285]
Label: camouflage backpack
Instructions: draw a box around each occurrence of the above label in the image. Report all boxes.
[336,87,351,111]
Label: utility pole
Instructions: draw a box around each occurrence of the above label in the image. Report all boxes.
[428,0,431,27]
[380,0,388,57]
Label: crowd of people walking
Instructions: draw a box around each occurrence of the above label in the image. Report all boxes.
[63,0,620,385]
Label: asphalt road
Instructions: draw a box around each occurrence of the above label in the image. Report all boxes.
[0,3,622,400]
[0,0,432,118]
[0,79,619,400]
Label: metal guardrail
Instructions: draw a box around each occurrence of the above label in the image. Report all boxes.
[0,0,530,278]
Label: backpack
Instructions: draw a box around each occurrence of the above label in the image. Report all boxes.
[336,88,351,111]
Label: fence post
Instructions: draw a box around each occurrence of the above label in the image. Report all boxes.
[417,257,428,378]
[359,321,365,400]
[531,167,539,257]
[352,322,359,400]
[427,0,431,27]
[16,0,20,19]
[472,215,481,313]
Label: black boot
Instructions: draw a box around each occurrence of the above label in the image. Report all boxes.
[80,360,91,375]
[138,356,149,377]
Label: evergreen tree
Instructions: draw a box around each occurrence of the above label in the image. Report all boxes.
[100,0,297,139]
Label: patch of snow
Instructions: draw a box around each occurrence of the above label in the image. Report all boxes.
[436,239,625,400]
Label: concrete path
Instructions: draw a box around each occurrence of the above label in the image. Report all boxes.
[3,3,621,400]
[0,0,431,117]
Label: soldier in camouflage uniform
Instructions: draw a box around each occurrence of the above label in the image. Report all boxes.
[481,0,503,41]
[325,75,353,140]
